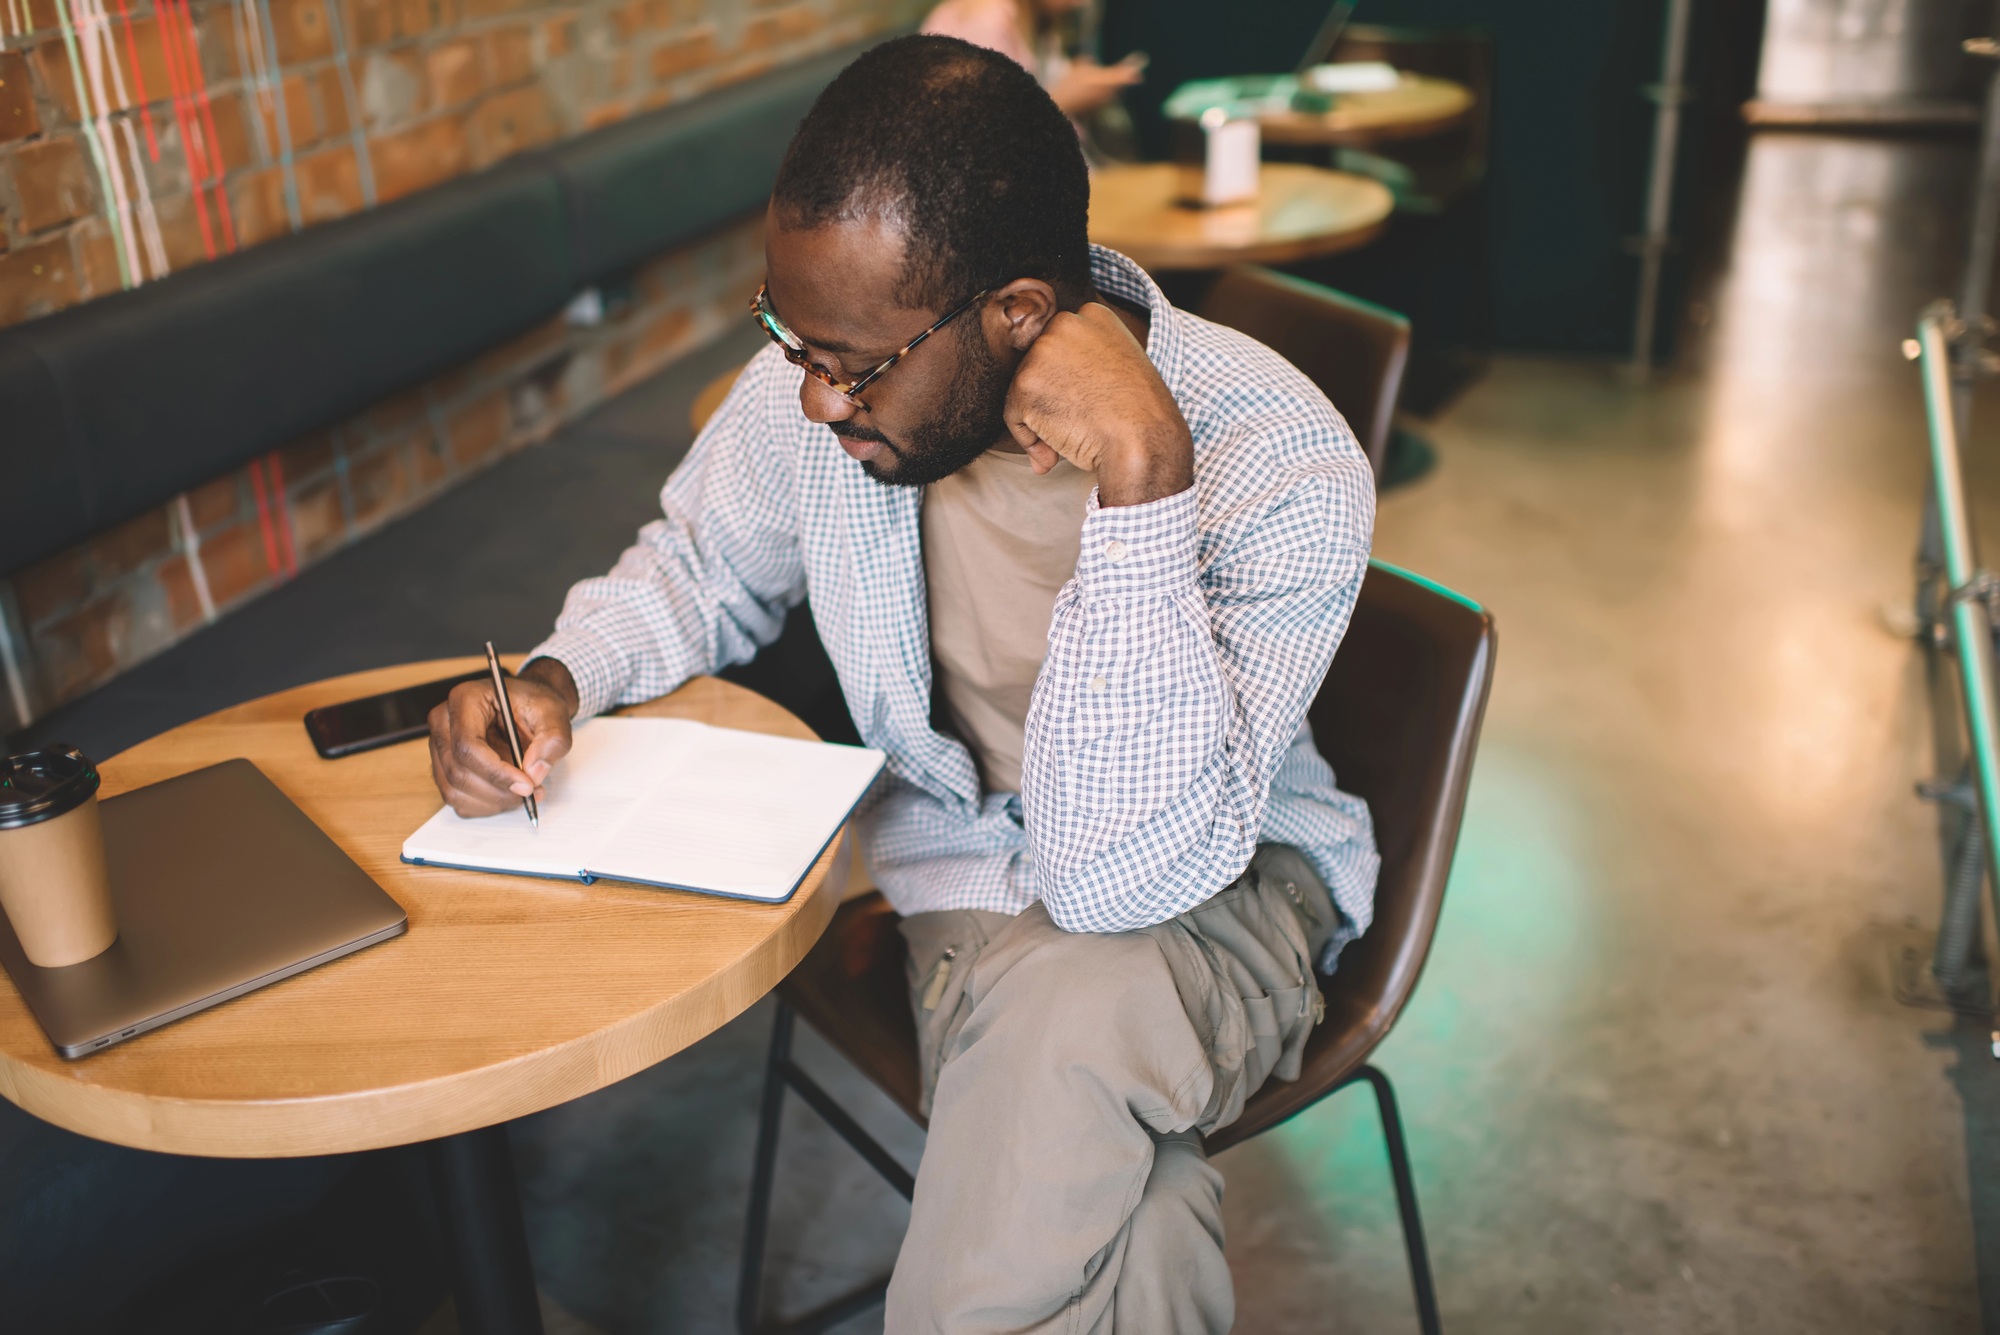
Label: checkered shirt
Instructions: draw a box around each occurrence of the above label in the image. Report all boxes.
[530,246,1381,966]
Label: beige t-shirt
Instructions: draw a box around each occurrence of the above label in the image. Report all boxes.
[923,448,1098,795]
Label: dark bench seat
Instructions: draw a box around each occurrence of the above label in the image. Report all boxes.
[0,38,882,577]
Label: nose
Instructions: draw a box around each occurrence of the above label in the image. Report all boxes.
[799,373,863,425]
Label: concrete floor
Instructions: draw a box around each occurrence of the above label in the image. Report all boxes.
[1288,130,1988,1332]
[484,130,2000,1334]
[9,130,1998,1333]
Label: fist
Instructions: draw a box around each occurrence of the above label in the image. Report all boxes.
[1003,302,1193,506]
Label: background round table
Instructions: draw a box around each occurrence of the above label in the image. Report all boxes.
[1257,74,1474,148]
[1088,162,1394,273]
[0,663,850,1333]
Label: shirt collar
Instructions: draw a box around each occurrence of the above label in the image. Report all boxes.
[1088,245,1185,390]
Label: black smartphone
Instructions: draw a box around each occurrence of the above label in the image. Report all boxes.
[304,669,498,759]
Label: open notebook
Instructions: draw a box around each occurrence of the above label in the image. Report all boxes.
[401,717,886,903]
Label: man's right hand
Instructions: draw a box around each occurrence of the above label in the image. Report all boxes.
[427,657,578,817]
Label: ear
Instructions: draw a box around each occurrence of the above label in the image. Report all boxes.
[986,278,1060,353]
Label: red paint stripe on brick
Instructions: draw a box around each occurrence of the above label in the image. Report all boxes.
[108,0,158,159]
[247,458,285,580]
[170,0,237,250]
[266,450,298,576]
[154,0,216,258]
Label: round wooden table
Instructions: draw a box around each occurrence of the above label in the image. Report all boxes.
[1258,74,1474,148]
[0,662,850,1334]
[1088,162,1394,273]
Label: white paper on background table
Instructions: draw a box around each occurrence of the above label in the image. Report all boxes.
[1304,62,1402,94]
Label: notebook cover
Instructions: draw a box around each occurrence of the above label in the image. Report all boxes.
[400,791,863,905]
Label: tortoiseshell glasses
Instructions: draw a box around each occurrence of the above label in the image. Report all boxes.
[750,282,990,411]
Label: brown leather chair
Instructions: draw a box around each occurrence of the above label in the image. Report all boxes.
[1198,266,1411,484]
[737,559,1496,1335]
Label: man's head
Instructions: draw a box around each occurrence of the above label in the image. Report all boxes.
[763,35,1092,486]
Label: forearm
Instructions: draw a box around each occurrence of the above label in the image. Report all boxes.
[1021,486,1367,931]
[525,547,722,720]
[530,362,807,718]
[1021,490,1244,926]
[1023,640,1255,931]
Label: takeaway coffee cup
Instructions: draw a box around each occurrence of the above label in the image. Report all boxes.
[0,744,116,968]
[1174,106,1261,208]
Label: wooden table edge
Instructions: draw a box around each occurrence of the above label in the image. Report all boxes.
[0,669,851,1158]
[1259,106,1471,147]
[1089,165,1395,273]
[1103,212,1391,273]
[0,844,843,1156]
[1255,77,1475,147]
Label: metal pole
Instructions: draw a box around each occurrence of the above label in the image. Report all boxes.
[1918,310,2000,939]
[1954,35,2000,441]
[738,1003,794,1335]
[1927,17,2000,616]
[1629,0,1695,374]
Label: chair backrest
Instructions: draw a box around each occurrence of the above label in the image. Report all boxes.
[1332,23,1495,196]
[1198,266,1410,484]
[1208,557,1494,1151]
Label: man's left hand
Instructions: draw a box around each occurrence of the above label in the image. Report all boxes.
[1004,302,1194,507]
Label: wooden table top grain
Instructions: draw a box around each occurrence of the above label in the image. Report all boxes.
[0,663,849,1158]
[1088,163,1395,273]
[1257,75,1475,148]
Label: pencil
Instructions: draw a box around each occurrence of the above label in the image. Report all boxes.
[485,641,539,829]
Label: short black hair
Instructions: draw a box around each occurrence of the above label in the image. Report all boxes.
[772,34,1094,312]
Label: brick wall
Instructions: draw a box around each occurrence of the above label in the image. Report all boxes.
[0,0,915,319]
[0,0,923,731]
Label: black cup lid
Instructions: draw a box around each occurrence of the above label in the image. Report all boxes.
[0,744,101,830]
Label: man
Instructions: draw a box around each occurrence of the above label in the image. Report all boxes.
[428,34,1379,1334]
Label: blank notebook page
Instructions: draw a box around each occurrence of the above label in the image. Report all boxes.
[401,717,885,901]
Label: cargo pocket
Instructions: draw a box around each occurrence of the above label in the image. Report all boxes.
[899,909,1007,1117]
[1172,849,1328,1133]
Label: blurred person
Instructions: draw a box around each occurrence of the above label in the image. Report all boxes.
[427,35,1375,1334]
[922,0,1142,121]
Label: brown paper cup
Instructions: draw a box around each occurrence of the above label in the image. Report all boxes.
[0,770,116,969]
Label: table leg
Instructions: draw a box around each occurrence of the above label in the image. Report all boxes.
[426,1124,545,1335]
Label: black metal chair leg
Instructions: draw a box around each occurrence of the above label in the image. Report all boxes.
[1348,1064,1443,1335]
[738,999,908,1335]
[737,1000,796,1335]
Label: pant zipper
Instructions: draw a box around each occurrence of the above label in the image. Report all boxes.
[922,947,958,1011]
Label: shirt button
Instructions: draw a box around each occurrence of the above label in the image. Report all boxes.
[1103,539,1129,564]
[1089,676,1107,693]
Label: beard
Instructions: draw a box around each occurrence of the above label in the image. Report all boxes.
[830,324,1014,488]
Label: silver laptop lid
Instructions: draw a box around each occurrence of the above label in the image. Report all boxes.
[0,758,407,1059]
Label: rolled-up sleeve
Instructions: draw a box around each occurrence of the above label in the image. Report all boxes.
[1020,424,1372,933]
[528,348,808,718]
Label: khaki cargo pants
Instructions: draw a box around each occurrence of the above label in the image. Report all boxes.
[884,844,1338,1335]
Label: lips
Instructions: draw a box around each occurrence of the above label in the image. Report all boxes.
[831,427,897,464]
